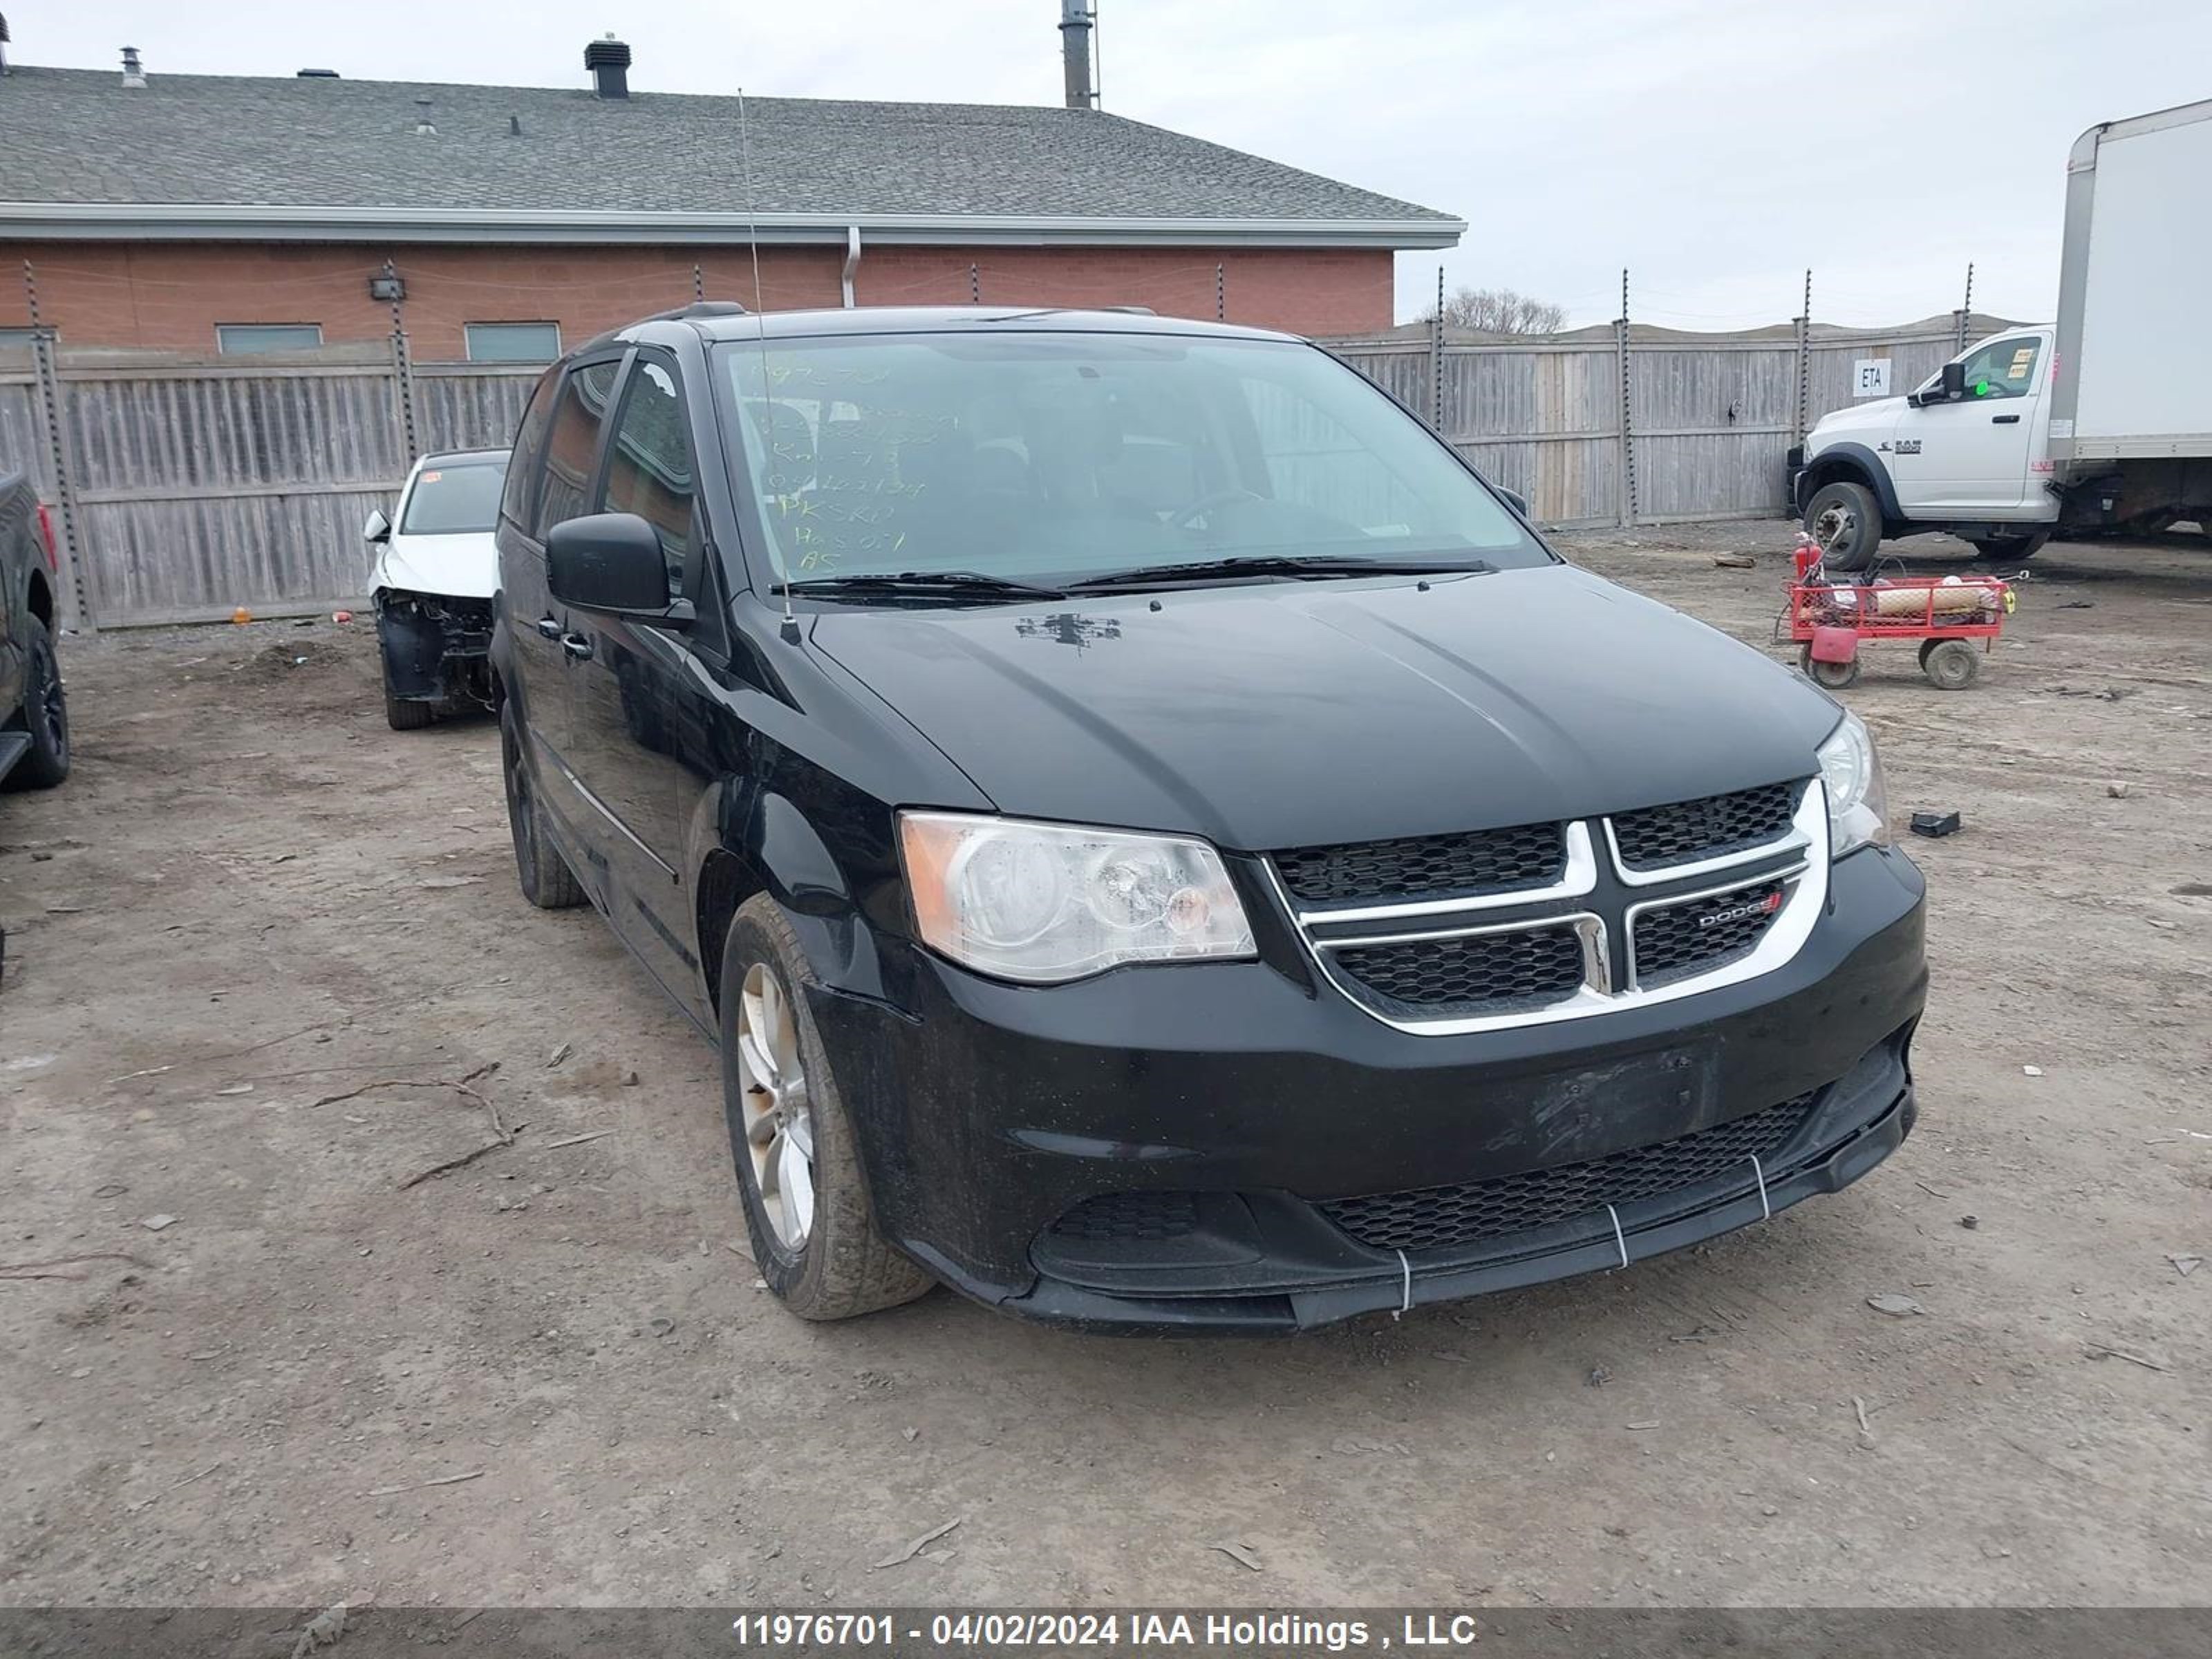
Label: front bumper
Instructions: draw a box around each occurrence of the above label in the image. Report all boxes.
[812,845,1927,1334]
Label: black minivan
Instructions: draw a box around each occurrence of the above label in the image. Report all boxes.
[491,303,1925,1332]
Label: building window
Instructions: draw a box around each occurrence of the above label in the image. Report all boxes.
[0,327,44,353]
[216,324,324,354]
[465,322,561,363]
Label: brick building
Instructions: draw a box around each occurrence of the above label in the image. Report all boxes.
[0,38,1461,359]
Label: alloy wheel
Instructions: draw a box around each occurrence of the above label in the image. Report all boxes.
[735,962,816,1250]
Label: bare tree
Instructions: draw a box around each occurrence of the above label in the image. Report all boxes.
[1422,286,1568,335]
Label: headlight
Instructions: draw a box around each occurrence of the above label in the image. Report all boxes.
[899,812,1257,984]
[1817,711,1890,856]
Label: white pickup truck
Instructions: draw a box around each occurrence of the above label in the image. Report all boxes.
[1790,97,2211,572]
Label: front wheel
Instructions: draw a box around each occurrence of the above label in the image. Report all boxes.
[721,895,933,1322]
[1803,481,1883,574]
[3,617,69,790]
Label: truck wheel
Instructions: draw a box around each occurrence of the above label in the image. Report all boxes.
[1803,482,1882,574]
[1969,532,2047,563]
[499,701,585,910]
[3,618,70,791]
[720,895,934,1322]
[1920,639,1980,690]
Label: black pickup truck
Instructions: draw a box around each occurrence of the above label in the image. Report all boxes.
[0,470,69,794]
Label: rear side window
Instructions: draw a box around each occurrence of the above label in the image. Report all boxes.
[500,366,562,533]
[595,356,697,598]
[533,358,622,538]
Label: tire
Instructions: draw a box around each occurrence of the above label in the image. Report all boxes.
[1797,645,1860,691]
[384,694,438,731]
[1920,638,1981,691]
[3,617,69,791]
[721,894,934,1322]
[1803,481,1883,574]
[1969,532,2047,564]
[499,700,585,910]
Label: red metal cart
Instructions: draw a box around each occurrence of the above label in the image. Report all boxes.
[1784,534,2016,691]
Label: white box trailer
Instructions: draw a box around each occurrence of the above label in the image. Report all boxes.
[2050,98,2212,474]
[1792,97,2212,570]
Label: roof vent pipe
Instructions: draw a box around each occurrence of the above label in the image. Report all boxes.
[1058,2,1096,110]
[120,45,146,88]
[585,35,631,100]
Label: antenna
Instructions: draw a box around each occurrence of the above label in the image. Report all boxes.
[737,86,802,644]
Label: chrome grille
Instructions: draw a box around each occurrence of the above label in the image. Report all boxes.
[1318,1091,1818,1255]
[1611,782,1800,871]
[1272,820,1564,905]
[1332,924,1587,1017]
[1632,879,1786,987]
[1275,780,1820,1035]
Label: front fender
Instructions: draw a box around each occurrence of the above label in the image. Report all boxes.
[1802,442,1903,521]
[690,776,896,1009]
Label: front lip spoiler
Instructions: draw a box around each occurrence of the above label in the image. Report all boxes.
[952,1087,1914,1336]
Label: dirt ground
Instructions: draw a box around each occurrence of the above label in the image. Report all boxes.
[3,523,2207,1611]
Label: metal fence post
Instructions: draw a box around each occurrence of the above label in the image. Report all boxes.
[1955,262,1974,353]
[1614,268,1635,527]
[1429,267,1445,433]
[22,261,95,632]
[1793,269,1812,448]
[384,260,420,464]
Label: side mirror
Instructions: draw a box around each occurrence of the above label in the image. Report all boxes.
[1939,362,1967,401]
[1498,487,1532,521]
[547,512,681,619]
[363,508,391,544]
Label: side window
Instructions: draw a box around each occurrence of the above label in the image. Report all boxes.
[500,364,563,533]
[533,358,622,538]
[596,355,697,598]
[1956,335,2044,402]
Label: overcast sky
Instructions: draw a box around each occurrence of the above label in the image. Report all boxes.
[15,0,2206,328]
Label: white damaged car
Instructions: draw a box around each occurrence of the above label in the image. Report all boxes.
[364,449,507,729]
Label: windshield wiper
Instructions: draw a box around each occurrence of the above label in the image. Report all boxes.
[1067,554,1497,592]
[775,570,1068,601]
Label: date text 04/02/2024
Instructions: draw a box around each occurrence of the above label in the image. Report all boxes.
[728,1612,1485,1650]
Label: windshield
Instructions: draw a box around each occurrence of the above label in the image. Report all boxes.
[400,459,507,534]
[713,332,1548,590]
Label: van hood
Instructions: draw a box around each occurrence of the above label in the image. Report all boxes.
[809,565,1840,852]
[371,531,498,601]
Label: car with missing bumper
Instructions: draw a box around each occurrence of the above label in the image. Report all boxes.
[491,303,1926,1333]
[366,449,507,729]
[1,469,68,796]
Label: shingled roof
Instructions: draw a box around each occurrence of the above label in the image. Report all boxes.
[0,65,1463,248]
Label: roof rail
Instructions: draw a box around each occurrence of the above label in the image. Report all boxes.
[640,300,750,322]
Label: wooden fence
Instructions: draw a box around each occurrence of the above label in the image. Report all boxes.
[0,339,538,630]
[1,317,1995,630]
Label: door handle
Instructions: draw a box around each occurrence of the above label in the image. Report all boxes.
[1991,414,2021,424]
[560,633,594,661]
[536,616,563,639]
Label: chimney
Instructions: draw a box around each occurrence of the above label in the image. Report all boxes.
[120,45,146,88]
[1058,2,1095,109]
[585,35,631,100]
